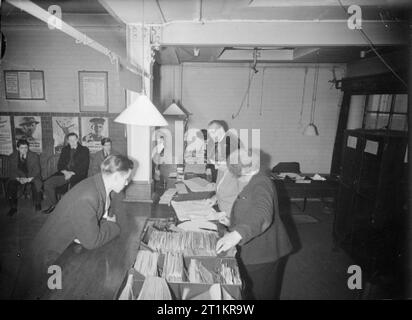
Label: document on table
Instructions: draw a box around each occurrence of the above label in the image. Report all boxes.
[183,177,215,192]
[171,200,221,221]
[159,188,177,204]
[175,183,188,194]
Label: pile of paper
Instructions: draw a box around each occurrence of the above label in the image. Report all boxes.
[137,276,172,300]
[183,177,215,192]
[133,250,159,277]
[147,230,218,256]
[162,253,184,282]
[171,200,220,221]
[159,188,177,204]
[175,183,188,194]
[219,261,242,285]
[188,259,216,284]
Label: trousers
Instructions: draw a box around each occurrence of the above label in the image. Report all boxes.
[7,179,42,206]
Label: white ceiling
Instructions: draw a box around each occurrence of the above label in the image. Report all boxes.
[2,0,409,64]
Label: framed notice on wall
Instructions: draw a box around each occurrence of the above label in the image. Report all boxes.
[79,71,108,112]
[4,70,45,100]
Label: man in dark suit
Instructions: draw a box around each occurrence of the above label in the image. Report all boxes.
[7,139,42,216]
[43,132,89,214]
[15,154,134,299]
[206,120,242,182]
[216,148,293,300]
[89,137,119,176]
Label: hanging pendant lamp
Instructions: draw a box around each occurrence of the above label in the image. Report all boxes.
[304,64,320,136]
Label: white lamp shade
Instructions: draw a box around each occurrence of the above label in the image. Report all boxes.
[303,123,319,136]
[163,102,187,116]
[115,94,168,126]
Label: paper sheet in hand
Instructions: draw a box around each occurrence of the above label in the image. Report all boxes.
[183,177,215,192]
[171,200,219,221]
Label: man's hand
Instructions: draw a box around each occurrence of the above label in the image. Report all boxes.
[216,231,242,254]
[205,196,217,207]
[16,178,25,184]
[105,214,117,223]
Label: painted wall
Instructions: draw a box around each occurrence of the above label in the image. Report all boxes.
[0,27,126,112]
[0,27,128,170]
[159,63,345,173]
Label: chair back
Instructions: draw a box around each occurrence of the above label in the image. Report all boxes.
[272,162,301,174]
[0,155,10,178]
[44,154,60,180]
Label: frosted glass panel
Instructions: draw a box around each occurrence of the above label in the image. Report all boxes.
[394,94,408,113]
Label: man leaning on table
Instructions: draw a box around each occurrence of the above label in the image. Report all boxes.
[13,154,135,299]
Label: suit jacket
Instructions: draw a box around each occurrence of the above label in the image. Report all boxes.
[89,149,119,177]
[34,175,119,267]
[9,150,41,180]
[230,173,292,265]
[18,174,120,299]
[57,143,90,184]
[215,167,240,216]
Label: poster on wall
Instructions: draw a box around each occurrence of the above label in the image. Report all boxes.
[0,116,13,155]
[14,115,43,153]
[81,116,109,153]
[79,71,108,112]
[4,70,45,100]
[52,117,79,154]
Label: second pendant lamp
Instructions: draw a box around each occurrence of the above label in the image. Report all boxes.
[304,64,320,136]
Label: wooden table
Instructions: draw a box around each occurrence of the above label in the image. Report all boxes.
[40,192,174,300]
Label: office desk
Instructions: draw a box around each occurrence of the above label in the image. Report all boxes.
[270,174,339,211]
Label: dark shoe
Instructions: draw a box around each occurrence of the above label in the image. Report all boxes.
[42,205,55,214]
[8,208,17,217]
[35,203,42,211]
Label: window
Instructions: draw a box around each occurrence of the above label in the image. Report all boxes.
[363,94,408,131]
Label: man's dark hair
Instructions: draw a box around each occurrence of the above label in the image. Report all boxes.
[101,137,112,146]
[17,139,29,148]
[208,120,229,132]
[66,132,78,139]
[101,154,134,175]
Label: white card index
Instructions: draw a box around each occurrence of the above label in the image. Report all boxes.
[364,140,379,155]
[347,136,357,149]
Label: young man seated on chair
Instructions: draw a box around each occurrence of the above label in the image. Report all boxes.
[43,132,89,214]
[7,139,42,216]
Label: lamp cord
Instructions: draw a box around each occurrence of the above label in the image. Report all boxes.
[232,65,256,119]
[310,64,320,124]
[299,67,308,126]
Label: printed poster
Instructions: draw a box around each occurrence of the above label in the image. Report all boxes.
[52,117,79,154]
[0,116,13,155]
[81,116,109,153]
[14,115,42,153]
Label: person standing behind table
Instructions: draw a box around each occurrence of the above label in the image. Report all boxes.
[206,120,242,182]
[43,132,89,214]
[14,154,134,300]
[216,148,293,300]
[89,138,119,176]
[7,139,42,216]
